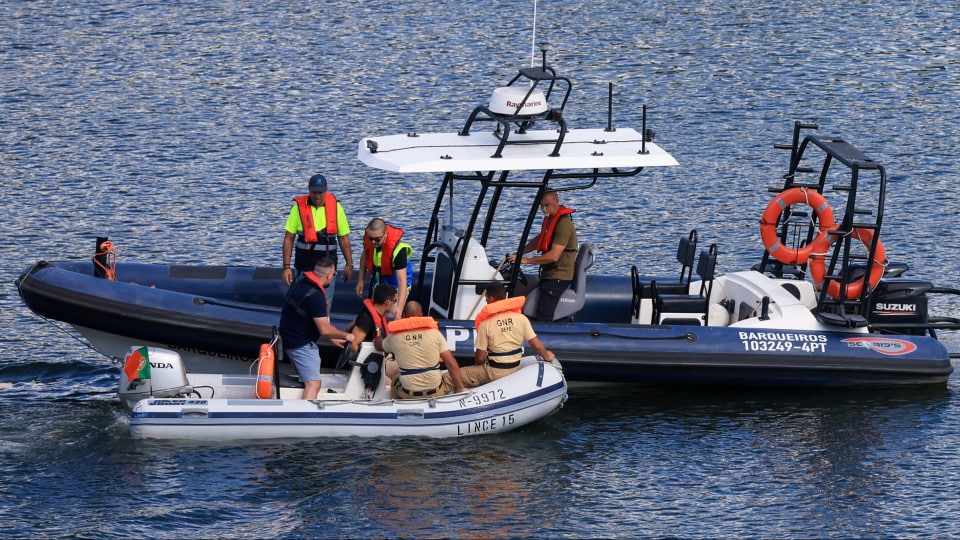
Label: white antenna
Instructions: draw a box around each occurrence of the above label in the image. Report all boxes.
[530,0,538,67]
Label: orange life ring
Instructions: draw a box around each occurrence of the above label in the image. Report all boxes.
[255,343,276,399]
[760,187,835,265]
[808,228,886,299]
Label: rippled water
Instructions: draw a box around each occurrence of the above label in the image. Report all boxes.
[3,0,960,537]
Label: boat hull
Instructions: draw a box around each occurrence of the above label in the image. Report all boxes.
[129,361,568,440]
[18,260,954,387]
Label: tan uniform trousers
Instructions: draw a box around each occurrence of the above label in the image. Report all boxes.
[445,361,519,389]
[391,374,458,399]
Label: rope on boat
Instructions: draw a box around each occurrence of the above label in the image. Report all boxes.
[307,392,477,409]
[534,327,698,342]
[92,240,117,281]
[249,333,280,378]
[368,136,653,155]
[466,257,508,321]
[36,314,119,362]
[192,296,281,314]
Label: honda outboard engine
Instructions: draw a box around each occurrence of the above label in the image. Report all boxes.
[867,279,932,335]
[119,346,189,409]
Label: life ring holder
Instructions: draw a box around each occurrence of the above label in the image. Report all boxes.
[760,187,835,265]
[808,228,887,299]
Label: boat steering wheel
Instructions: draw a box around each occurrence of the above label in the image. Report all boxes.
[335,344,358,371]
[499,257,528,287]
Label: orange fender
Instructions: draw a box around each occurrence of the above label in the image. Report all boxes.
[255,343,276,399]
[760,187,835,265]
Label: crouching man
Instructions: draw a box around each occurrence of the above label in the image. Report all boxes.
[383,301,467,399]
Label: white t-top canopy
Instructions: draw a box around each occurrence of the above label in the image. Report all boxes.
[358,127,679,173]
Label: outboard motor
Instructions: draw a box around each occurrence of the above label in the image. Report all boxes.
[866,279,932,335]
[118,346,189,409]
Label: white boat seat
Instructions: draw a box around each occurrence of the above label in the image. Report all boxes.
[523,242,595,321]
[653,243,718,325]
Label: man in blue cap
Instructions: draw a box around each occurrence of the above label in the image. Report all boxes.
[281,173,354,310]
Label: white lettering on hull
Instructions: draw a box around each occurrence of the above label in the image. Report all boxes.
[444,327,474,352]
[456,413,515,435]
[738,331,828,354]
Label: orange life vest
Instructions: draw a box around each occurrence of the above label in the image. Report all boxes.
[537,205,575,252]
[387,316,439,334]
[364,224,405,278]
[362,298,390,339]
[285,271,328,319]
[293,192,339,243]
[474,296,526,330]
[303,271,327,297]
[388,316,444,372]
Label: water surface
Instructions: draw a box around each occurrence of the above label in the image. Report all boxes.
[3,1,960,537]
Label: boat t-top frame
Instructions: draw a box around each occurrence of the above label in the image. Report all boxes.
[358,57,678,319]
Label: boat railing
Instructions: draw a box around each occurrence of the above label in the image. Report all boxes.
[458,66,571,159]
[758,122,960,340]
[760,121,888,328]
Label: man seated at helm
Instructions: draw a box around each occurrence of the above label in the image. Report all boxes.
[508,190,578,321]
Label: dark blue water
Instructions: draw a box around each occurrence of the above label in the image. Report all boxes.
[3,1,960,537]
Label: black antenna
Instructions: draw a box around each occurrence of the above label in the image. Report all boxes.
[605,82,615,132]
[639,105,649,154]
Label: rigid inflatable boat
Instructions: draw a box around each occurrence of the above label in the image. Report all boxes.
[120,342,567,441]
[18,55,960,387]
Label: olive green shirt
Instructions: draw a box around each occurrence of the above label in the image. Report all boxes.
[540,215,577,280]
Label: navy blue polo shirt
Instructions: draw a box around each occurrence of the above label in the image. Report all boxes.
[279,276,329,349]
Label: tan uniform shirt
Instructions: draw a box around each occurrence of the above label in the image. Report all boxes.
[476,310,536,364]
[382,327,449,391]
[455,310,537,388]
